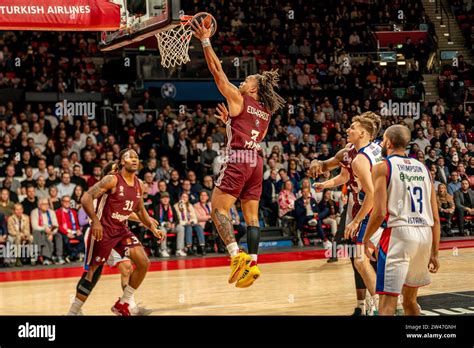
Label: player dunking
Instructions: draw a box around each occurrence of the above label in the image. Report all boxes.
[364,125,440,315]
[68,149,164,316]
[310,112,385,315]
[191,21,285,287]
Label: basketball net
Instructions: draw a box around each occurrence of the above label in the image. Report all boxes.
[155,16,193,69]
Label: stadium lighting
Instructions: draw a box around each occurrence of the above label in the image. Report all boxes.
[443,33,450,37]
[379,61,387,66]
[397,61,406,65]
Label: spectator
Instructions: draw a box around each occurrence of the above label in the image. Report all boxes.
[48,186,61,210]
[0,212,7,266]
[33,159,48,180]
[437,183,455,236]
[295,187,328,248]
[21,186,38,216]
[70,185,84,210]
[447,171,462,195]
[1,165,21,195]
[194,191,214,233]
[46,166,60,187]
[174,192,205,255]
[35,176,49,200]
[155,156,173,183]
[201,175,214,197]
[57,172,76,198]
[262,170,280,226]
[31,198,63,265]
[153,192,180,257]
[55,195,84,262]
[436,157,450,185]
[7,203,34,266]
[71,165,88,191]
[413,129,431,152]
[180,180,199,204]
[167,170,181,204]
[454,179,474,236]
[20,166,36,194]
[0,188,15,217]
[287,119,303,140]
[200,137,218,176]
[87,165,102,188]
[278,180,297,218]
[318,189,340,238]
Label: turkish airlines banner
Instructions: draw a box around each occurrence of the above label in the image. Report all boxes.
[0,0,121,31]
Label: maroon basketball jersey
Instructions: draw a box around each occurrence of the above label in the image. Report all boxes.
[339,144,361,216]
[227,95,271,152]
[96,173,142,230]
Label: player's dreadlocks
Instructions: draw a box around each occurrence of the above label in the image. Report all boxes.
[256,69,286,114]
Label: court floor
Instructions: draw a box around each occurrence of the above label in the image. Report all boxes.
[0,248,473,315]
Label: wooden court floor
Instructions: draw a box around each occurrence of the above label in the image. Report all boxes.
[0,248,473,315]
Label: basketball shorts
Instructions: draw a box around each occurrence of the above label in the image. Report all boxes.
[107,249,130,268]
[376,226,433,296]
[346,194,382,247]
[85,225,141,268]
[215,150,263,200]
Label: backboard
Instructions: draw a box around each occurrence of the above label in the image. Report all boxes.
[100,0,181,51]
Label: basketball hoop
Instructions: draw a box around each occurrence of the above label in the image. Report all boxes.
[155,12,217,69]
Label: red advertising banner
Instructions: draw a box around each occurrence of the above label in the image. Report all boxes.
[374,31,428,47]
[0,0,121,31]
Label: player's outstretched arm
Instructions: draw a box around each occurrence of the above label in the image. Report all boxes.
[363,162,387,259]
[310,147,348,178]
[191,21,243,115]
[81,174,117,241]
[345,155,374,239]
[429,182,441,273]
[129,212,159,232]
[314,167,350,191]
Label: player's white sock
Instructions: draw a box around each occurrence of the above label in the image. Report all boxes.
[226,242,239,257]
[68,298,84,315]
[119,285,136,305]
[372,294,379,312]
[249,254,258,264]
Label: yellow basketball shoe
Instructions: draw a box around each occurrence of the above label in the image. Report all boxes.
[235,263,261,288]
[228,251,251,284]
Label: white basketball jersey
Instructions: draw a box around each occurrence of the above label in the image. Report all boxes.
[386,155,434,227]
[359,142,384,169]
[354,142,384,204]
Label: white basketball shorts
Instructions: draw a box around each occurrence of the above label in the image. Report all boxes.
[376,225,433,295]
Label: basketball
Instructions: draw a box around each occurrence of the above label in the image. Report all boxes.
[192,12,217,37]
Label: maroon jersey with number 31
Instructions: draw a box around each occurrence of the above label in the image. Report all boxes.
[97,173,142,230]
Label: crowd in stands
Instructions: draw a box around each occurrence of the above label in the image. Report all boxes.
[0,0,473,268]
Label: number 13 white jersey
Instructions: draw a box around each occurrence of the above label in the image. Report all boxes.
[386,155,434,228]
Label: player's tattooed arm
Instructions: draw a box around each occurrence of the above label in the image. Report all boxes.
[213,209,236,245]
[81,174,117,241]
[81,174,117,221]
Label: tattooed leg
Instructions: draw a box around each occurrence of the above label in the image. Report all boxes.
[212,209,236,246]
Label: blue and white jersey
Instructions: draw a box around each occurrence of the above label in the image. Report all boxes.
[385,155,434,228]
[355,142,384,204]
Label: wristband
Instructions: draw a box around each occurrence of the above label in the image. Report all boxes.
[202,38,211,47]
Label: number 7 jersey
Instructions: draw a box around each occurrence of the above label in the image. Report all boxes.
[385,155,434,227]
